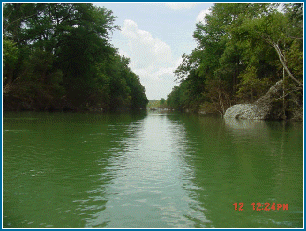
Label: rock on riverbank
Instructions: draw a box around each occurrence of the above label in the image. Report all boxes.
[224,104,266,120]
[224,79,303,121]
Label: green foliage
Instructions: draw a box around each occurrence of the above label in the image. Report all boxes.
[147,99,167,109]
[147,100,160,108]
[3,38,19,86]
[4,49,65,110]
[202,79,231,115]
[3,38,18,67]
[167,3,303,118]
[3,3,148,112]
[236,66,271,103]
[286,40,303,78]
[160,98,166,107]
[167,86,183,110]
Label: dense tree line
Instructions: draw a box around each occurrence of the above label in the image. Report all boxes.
[3,3,148,111]
[167,3,303,119]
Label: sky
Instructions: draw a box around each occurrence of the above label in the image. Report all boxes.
[94,3,213,100]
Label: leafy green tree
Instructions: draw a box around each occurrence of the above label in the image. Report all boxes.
[3,38,19,93]
[160,98,166,107]
[168,3,302,118]
[3,3,148,111]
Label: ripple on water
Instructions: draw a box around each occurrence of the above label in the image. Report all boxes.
[3,112,303,228]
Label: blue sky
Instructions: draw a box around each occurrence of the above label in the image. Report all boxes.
[94,3,213,100]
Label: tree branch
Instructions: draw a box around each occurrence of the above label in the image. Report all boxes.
[271,42,303,87]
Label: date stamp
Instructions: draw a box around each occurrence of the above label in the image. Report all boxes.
[233,202,288,211]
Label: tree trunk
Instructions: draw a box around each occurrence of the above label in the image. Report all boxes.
[282,67,287,120]
[3,69,14,94]
[271,42,303,87]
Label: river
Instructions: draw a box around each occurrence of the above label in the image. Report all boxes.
[3,111,303,228]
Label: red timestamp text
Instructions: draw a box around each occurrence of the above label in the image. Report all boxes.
[233,202,288,211]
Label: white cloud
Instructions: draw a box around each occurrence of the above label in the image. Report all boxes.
[196,8,211,24]
[164,3,198,10]
[121,19,173,69]
[117,48,129,59]
[120,19,181,99]
[277,3,285,13]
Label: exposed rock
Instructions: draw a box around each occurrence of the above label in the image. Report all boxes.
[224,80,285,120]
[224,104,262,119]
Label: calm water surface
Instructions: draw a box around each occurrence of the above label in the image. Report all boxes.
[3,111,303,228]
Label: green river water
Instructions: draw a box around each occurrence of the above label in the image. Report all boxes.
[3,111,303,228]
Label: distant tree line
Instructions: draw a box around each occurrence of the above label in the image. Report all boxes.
[3,3,148,111]
[167,3,303,119]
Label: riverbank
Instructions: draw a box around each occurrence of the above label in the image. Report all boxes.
[164,105,303,122]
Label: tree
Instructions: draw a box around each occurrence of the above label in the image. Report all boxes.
[3,3,148,111]
[3,38,19,93]
[168,3,303,119]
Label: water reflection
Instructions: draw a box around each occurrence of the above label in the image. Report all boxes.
[3,112,147,228]
[3,112,302,228]
[84,112,211,228]
[224,117,268,132]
